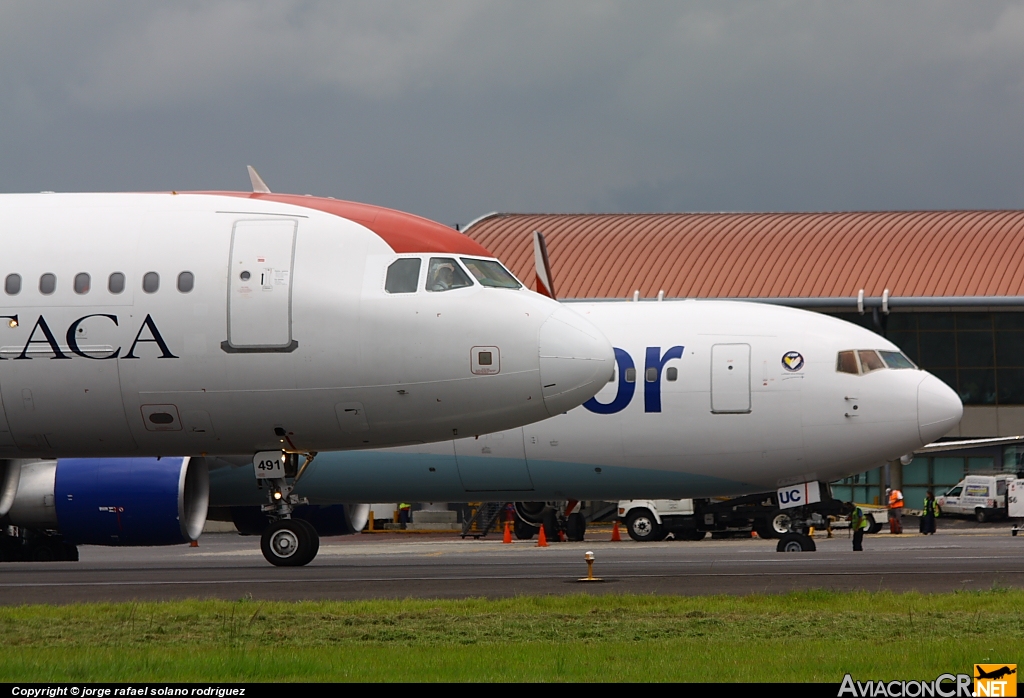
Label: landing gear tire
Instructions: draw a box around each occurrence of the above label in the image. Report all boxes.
[867,515,883,535]
[776,532,816,553]
[31,544,54,562]
[513,517,536,540]
[261,519,319,567]
[542,509,560,542]
[625,509,664,542]
[566,512,587,542]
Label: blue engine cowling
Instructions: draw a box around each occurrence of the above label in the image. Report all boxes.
[2,457,209,546]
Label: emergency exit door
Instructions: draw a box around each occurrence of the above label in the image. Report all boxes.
[225,219,297,352]
[711,343,751,413]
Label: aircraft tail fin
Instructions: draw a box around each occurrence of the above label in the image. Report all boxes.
[533,230,556,300]
[247,165,272,194]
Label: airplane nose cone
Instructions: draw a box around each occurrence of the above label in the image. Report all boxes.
[918,373,963,445]
[538,307,614,416]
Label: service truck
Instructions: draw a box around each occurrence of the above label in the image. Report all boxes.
[617,484,855,542]
[936,474,1014,523]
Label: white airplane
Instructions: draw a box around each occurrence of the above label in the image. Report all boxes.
[200,233,962,563]
[0,175,614,559]
[0,227,964,566]
[206,299,962,542]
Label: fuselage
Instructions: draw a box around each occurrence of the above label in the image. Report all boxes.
[0,192,612,457]
[210,300,963,504]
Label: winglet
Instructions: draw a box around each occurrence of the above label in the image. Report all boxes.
[247,166,271,194]
[533,230,556,300]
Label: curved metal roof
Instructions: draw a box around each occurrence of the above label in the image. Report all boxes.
[464,211,1024,299]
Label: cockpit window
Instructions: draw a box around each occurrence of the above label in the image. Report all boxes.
[385,258,421,294]
[426,258,473,292]
[460,258,522,289]
[879,350,916,370]
[837,350,859,374]
[858,350,886,373]
[838,349,919,375]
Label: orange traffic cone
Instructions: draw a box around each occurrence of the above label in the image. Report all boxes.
[503,520,513,544]
[611,521,622,542]
[751,530,758,539]
[190,540,198,547]
[537,525,549,547]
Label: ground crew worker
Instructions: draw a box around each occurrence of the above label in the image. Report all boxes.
[398,502,412,527]
[850,503,869,551]
[920,490,939,535]
[887,487,904,534]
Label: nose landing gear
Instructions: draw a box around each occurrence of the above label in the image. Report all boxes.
[259,451,320,567]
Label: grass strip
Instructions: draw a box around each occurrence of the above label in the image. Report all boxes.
[0,589,1019,682]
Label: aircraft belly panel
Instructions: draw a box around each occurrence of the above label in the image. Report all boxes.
[455,429,533,491]
[0,351,136,454]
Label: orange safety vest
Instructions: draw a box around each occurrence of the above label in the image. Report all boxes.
[888,489,904,509]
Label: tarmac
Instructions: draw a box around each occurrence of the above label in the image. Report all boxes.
[0,519,1022,604]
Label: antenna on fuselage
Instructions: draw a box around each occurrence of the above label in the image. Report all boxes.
[247,165,272,194]
[532,230,557,300]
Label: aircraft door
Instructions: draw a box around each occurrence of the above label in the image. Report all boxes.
[711,343,751,413]
[225,219,297,352]
[455,429,534,491]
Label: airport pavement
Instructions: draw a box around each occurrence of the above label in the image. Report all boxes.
[0,524,1023,604]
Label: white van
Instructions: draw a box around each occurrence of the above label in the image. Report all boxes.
[936,474,1013,522]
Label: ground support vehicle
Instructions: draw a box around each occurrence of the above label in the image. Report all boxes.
[617,485,853,552]
[937,474,1014,523]
[1009,479,1024,536]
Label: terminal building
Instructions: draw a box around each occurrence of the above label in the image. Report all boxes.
[463,210,1024,507]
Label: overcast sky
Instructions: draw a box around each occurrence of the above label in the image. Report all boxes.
[2,1,1024,225]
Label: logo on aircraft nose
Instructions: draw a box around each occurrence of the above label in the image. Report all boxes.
[782,351,804,371]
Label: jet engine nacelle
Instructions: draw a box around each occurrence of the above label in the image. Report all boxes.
[0,457,209,546]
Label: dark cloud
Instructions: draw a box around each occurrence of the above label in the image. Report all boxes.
[1,1,1023,224]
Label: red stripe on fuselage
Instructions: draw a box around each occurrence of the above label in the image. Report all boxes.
[190,191,491,256]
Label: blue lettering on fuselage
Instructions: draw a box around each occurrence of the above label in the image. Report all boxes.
[583,345,684,415]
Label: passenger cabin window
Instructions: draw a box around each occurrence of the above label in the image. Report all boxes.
[645,367,658,383]
[108,272,125,294]
[74,273,90,295]
[837,350,859,374]
[858,350,886,373]
[666,367,678,381]
[425,258,472,292]
[385,258,421,294]
[624,367,637,383]
[4,274,20,295]
[460,258,522,289]
[177,271,194,293]
[142,272,159,294]
[39,273,55,295]
[879,350,915,369]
